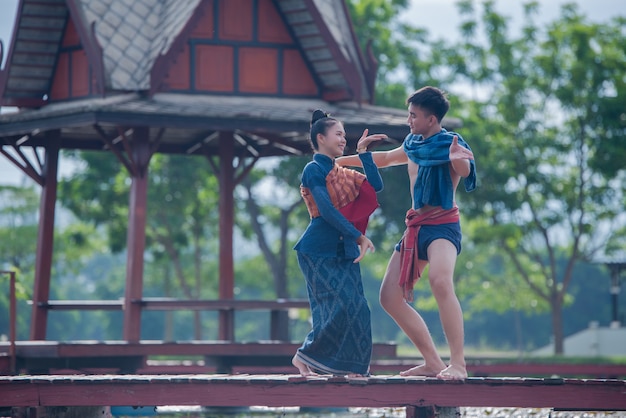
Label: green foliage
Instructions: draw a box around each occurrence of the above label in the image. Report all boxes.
[346,0,411,78]
[0,186,39,273]
[59,150,129,252]
[426,0,626,353]
[347,0,452,106]
[0,188,36,336]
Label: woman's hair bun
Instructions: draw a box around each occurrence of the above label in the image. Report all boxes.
[311,109,329,125]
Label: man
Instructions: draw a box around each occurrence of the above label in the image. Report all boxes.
[336,86,476,379]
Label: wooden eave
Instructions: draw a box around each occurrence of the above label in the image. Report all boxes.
[0,0,68,108]
[305,0,364,102]
[0,93,446,159]
[275,0,373,103]
[65,0,105,95]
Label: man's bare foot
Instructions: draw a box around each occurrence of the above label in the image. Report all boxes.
[399,363,446,377]
[292,355,314,376]
[436,364,467,380]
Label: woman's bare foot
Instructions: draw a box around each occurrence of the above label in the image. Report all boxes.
[436,364,467,380]
[292,355,314,376]
[399,363,446,377]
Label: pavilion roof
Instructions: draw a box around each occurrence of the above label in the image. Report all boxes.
[0,0,462,159]
[0,0,375,106]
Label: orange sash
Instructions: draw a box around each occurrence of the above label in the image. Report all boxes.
[301,165,378,234]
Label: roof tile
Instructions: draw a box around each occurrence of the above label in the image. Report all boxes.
[79,0,201,91]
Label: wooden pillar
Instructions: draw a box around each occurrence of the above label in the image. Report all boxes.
[218,131,235,341]
[30,134,60,340]
[122,128,151,342]
[607,262,624,328]
[405,406,460,418]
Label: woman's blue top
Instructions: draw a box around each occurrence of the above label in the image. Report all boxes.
[293,152,383,259]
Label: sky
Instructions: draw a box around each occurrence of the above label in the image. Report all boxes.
[0,0,624,184]
[407,0,624,40]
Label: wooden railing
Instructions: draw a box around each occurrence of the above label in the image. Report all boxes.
[11,298,399,374]
[33,297,311,341]
[0,340,398,375]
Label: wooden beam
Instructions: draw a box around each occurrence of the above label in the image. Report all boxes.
[31,298,311,311]
[0,375,623,411]
[139,298,310,311]
[0,341,396,359]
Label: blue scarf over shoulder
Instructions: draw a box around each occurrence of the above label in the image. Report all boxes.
[403,129,476,210]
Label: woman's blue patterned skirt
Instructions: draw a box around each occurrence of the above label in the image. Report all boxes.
[295,252,372,375]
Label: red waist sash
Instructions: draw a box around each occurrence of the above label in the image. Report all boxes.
[398,207,460,302]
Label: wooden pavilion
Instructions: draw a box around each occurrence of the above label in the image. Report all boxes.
[0,0,447,346]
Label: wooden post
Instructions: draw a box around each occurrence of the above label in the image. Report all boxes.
[30,133,60,340]
[218,131,235,341]
[122,128,151,342]
[606,262,624,327]
[406,406,460,418]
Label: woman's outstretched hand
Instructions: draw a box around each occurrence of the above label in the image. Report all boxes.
[354,235,375,263]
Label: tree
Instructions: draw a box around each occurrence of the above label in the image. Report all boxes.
[60,152,221,339]
[145,154,221,338]
[0,185,39,339]
[235,157,311,339]
[438,0,626,354]
[346,0,451,107]
[0,185,39,273]
[0,184,106,340]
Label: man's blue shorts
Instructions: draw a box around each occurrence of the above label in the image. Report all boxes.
[394,222,462,261]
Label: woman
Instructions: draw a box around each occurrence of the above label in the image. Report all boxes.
[292,109,386,377]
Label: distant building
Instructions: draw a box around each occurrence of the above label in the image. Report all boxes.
[534,321,626,357]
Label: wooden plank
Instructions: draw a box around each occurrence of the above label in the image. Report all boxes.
[0,375,623,410]
[1,341,395,359]
[12,341,60,357]
[36,300,124,310]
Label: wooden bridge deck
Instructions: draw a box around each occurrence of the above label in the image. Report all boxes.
[2,341,625,417]
[1,374,624,412]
